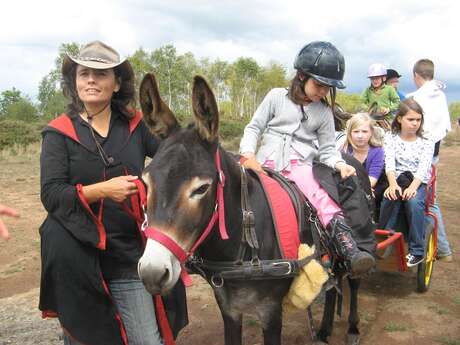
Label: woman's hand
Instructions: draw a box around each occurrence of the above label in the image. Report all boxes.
[102,175,139,203]
[335,162,356,180]
[384,183,402,200]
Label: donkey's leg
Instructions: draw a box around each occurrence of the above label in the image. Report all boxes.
[221,311,243,345]
[214,289,243,345]
[315,288,337,344]
[256,302,282,345]
[346,277,361,345]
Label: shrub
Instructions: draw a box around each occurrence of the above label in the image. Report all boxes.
[0,118,47,150]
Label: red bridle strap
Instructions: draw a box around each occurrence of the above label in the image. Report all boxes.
[214,149,229,240]
[144,228,188,263]
[143,227,193,287]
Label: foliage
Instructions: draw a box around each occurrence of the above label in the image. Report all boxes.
[3,98,38,121]
[336,92,362,113]
[0,88,39,121]
[37,42,80,116]
[449,101,460,121]
[0,88,22,115]
[3,42,459,151]
[0,118,47,150]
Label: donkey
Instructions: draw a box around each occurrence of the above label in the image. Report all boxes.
[137,72,369,345]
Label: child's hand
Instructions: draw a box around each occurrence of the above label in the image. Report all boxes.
[384,184,402,200]
[242,157,266,174]
[402,185,417,200]
[335,162,356,180]
[0,204,20,240]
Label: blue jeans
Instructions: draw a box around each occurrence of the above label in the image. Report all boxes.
[428,200,452,256]
[64,279,163,345]
[380,185,426,256]
[430,157,452,257]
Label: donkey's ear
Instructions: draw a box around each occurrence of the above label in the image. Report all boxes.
[192,76,219,143]
[140,73,179,139]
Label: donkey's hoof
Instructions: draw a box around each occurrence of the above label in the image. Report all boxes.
[313,341,328,345]
[347,333,360,345]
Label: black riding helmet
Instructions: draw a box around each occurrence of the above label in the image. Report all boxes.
[386,68,402,80]
[294,41,346,89]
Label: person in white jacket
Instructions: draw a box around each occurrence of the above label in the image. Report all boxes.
[407,59,453,262]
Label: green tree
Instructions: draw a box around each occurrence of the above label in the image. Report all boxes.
[0,88,22,115]
[228,57,260,118]
[449,101,460,122]
[38,42,80,117]
[4,97,38,121]
[207,59,231,105]
[336,92,362,113]
[150,45,200,119]
[128,48,154,99]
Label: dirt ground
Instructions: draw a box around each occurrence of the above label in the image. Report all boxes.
[0,142,459,345]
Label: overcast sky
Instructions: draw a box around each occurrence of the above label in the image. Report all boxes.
[2,0,459,102]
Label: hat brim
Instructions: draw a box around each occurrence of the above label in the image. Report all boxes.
[310,74,346,89]
[62,54,130,78]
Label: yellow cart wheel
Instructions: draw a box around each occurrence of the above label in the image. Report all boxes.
[416,222,435,293]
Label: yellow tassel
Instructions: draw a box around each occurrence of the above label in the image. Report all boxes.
[282,244,329,314]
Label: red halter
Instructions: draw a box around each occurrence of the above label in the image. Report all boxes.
[142,149,229,286]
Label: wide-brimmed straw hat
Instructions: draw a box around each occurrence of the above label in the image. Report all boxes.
[62,40,132,78]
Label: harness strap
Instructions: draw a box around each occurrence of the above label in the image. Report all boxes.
[188,254,315,282]
[239,167,259,262]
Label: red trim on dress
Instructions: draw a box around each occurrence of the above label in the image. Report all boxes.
[48,114,80,143]
[129,111,143,134]
[76,184,107,250]
[101,278,129,345]
[41,310,58,318]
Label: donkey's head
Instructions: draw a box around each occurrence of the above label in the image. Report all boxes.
[138,73,221,295]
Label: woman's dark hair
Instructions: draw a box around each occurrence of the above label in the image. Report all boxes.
[61,62,136,119]
[391,97,425,137]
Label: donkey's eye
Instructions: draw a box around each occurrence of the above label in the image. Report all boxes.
[190,183,211,199]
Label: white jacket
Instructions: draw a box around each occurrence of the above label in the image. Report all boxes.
[407,80,451,143]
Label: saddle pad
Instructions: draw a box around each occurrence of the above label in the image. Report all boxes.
[258,173,300,259]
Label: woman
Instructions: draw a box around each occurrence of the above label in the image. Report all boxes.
[341,113,384,189]
[239,41,375,276]
[379,98,434,267]
[39,41,187,345]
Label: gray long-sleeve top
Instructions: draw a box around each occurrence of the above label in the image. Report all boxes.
[239,88,344,171]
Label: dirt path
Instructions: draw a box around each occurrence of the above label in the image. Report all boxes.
[0,144,459,345]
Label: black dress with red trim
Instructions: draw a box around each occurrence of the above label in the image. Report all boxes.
[39,111,188,345]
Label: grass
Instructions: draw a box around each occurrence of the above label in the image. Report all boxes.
[439,336,460,345]
[361,311,376,322]
[443,127,460,146]
[244,317,259,327]
[383,321,410,332]
[452,296,460,305]
[428,304,450,315]
[0,142,41,161]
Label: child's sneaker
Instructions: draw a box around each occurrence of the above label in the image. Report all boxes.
[406,254,424,267]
